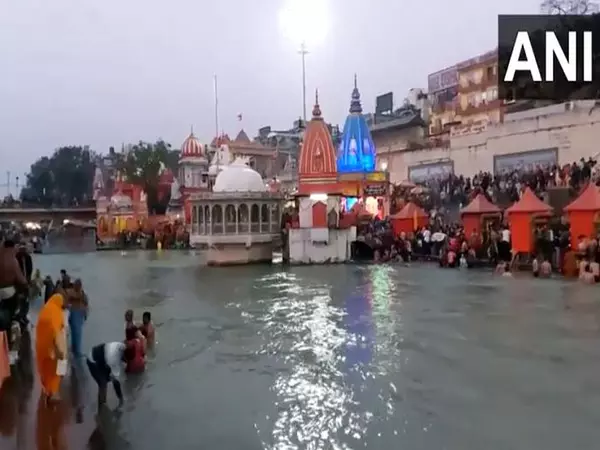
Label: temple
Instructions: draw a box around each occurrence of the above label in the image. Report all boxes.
[178,129,209,222]
[286,90,356,264]
[337,75,376,173]
[297,90,338,195]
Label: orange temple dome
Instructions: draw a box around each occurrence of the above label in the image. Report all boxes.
[298,90,336,178]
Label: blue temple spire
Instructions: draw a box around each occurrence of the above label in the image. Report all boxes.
[336,75,375,173]
[349,74,362,114]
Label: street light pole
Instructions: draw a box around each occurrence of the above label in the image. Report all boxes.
[299,41,308,122]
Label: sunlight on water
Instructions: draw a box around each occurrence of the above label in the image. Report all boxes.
[253,272,375,450]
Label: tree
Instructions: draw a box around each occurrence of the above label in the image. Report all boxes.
[118,140,174,214]
[21,146,96,206]
[541,0,598,13]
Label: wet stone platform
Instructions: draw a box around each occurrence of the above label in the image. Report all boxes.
[1,251,600,450]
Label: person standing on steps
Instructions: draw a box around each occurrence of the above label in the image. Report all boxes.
[15,243,32,326]
[66,279,88,359]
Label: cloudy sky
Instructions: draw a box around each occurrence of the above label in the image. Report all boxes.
[0,0,542,185]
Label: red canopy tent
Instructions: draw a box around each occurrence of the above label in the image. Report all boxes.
[505,188,553,254]
[564,183,600,247]
[460,194,502,235]
[390,202,428,235]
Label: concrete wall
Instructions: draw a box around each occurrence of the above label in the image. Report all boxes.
[288,227,356,264]
[206,242,273,266]
[0,208,97,223]
[379,101,600,181]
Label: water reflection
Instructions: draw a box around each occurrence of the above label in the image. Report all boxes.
[257,272,372,449]
[343,269,374,383]
[35,393,67,450]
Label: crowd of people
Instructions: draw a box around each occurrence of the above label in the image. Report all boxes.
[412,157,599,213]
[0,240,157,416]
[356,158,600,284]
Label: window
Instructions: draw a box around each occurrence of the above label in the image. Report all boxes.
[486,66,494,80]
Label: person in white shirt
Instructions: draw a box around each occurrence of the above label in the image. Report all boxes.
[499,227,511,261]
[422,228,431,257]
[86,341,126,408]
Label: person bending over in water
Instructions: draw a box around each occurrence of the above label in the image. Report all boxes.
[86,341,126,409]
[0,240,29,346]
[124,327,146,374]
[139,311,155,344]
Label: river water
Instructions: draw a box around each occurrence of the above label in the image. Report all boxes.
[1,251,600,450]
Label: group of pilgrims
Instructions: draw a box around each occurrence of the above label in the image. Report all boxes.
[0,239,156,410]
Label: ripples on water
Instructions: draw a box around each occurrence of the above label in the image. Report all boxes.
[4,252,599,450]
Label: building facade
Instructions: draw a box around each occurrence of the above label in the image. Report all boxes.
[452,52,502,137]
[369,104,428,183]
[427,49,498,137]
[388,101,600,181]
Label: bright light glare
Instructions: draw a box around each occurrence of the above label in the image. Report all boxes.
[278,0,330,47]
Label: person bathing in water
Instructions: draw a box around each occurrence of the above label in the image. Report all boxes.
[139,311,155,345]
[67,279,89,358]
[124,327,146,374]
[86,341,126,409]
[125,309,135,332]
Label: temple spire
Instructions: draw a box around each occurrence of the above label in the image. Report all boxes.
[190,125,194,135]
[312,89,322,119]
[349,74,362,114]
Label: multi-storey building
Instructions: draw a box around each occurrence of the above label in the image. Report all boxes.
[427,49,498,138]
[452,51,503,137]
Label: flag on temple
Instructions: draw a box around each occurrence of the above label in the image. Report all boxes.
[237,113,242,121]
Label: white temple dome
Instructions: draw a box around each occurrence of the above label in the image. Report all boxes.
[213,158,266,193]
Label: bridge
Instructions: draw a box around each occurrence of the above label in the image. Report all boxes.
[0,206,96,223]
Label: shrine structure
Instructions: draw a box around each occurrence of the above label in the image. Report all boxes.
[287,91,356,264]
[336,76,389,217]
[176,130,209,223]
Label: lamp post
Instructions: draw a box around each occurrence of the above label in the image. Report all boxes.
[299,41,308,123]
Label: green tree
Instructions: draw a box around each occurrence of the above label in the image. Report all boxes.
[118,140,174,214]
[21,146,96,206]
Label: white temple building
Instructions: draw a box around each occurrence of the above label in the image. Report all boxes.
[207,144,233,188]
[188,157,282,265]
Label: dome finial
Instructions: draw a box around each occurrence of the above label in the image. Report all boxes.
[349,74,362,114]
[312,89,322,119]
[190,124,194,135]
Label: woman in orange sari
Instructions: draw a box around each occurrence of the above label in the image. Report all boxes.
[35,287,67,401]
